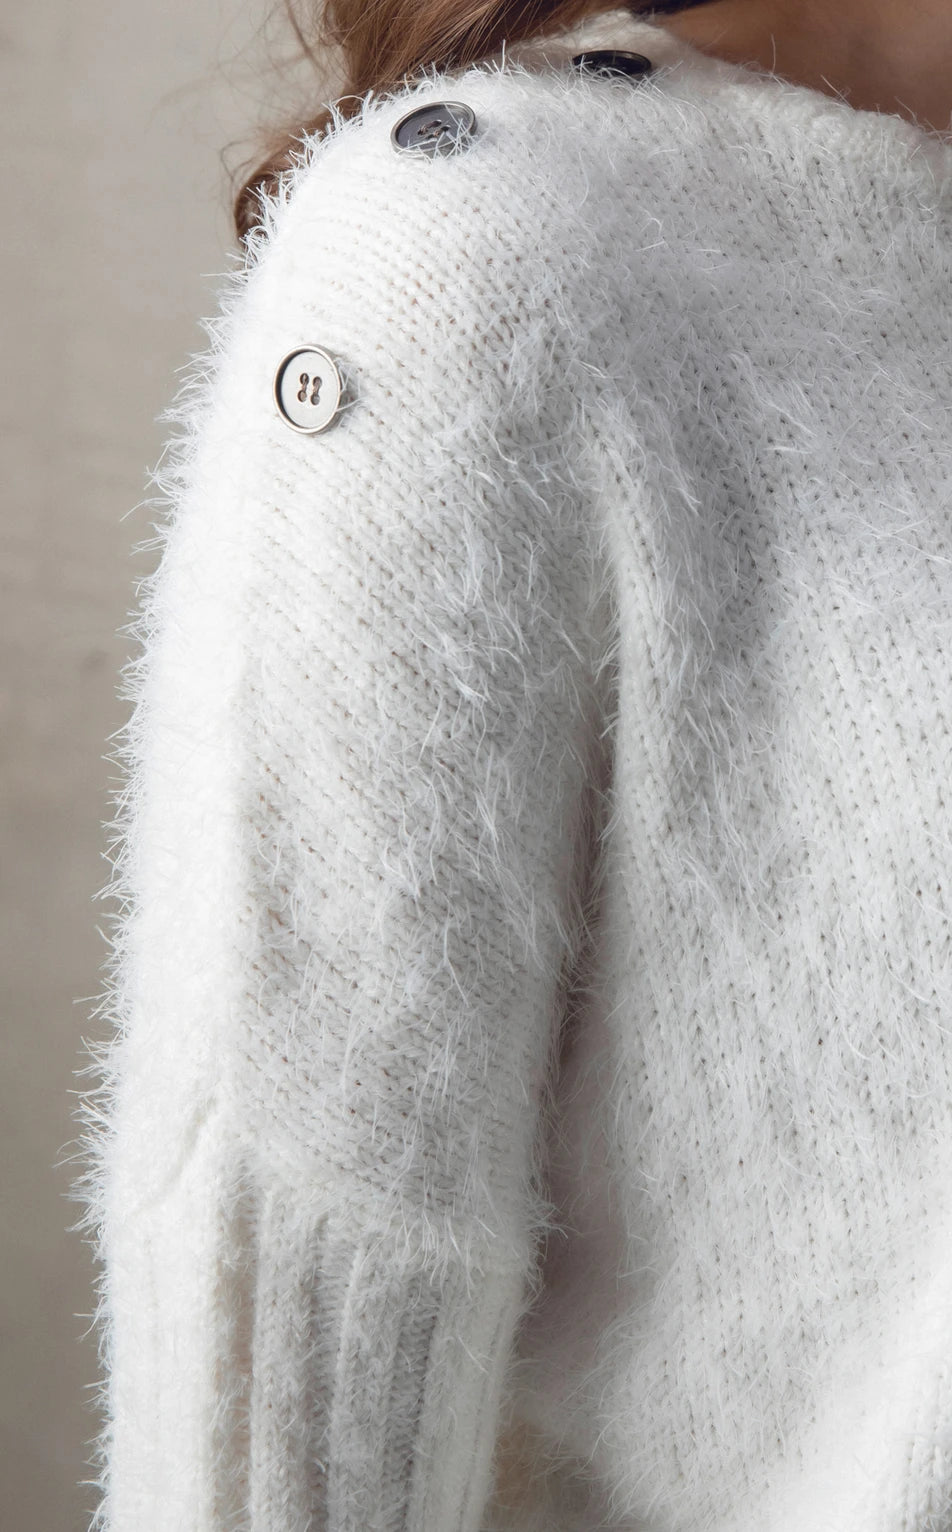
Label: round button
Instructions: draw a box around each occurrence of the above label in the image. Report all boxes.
[391,101,477,158]
[570,50,653,79]
[273,346,344,434]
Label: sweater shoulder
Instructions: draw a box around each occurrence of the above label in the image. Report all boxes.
[199,61,634,470]
[240,66,604,348]
[237,15,724,342]
[233,14,795,371]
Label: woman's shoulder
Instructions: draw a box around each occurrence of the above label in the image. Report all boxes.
[245,9,731,311]
[242,3,835,369]
[214,35,674,455]
[182,6,815,488]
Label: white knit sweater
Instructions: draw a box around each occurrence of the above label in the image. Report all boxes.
[72,6,952,1530]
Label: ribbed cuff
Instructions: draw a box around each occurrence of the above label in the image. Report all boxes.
[97,1126,530,1532]
[245,1190,527,1532]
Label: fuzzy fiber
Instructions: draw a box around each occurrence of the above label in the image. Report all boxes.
[68,6,952,1530]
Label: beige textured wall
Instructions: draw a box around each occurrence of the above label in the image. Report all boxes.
[1,4,320,1525]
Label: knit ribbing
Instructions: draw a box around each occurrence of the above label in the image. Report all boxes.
[98,1129,527,1532]
[69,6,952,1531]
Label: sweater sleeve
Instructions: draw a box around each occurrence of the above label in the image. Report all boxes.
[71,80,610,1532]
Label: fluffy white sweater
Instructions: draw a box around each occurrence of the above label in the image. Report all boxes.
[72,6,952,1530]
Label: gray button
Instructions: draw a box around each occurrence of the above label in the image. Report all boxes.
[391,101,477,158]
[274,346,344,434]
[570,50,653,79]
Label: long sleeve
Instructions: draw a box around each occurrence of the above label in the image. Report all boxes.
[71,74,611,1532]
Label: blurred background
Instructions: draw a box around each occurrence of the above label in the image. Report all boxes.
[1,4,329,1525]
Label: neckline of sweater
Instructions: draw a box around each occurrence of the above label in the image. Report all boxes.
[513,5,952,198]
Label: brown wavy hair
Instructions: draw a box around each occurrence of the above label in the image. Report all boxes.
[231,0,719,244]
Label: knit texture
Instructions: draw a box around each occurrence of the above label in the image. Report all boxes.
[69,7,952,1530]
